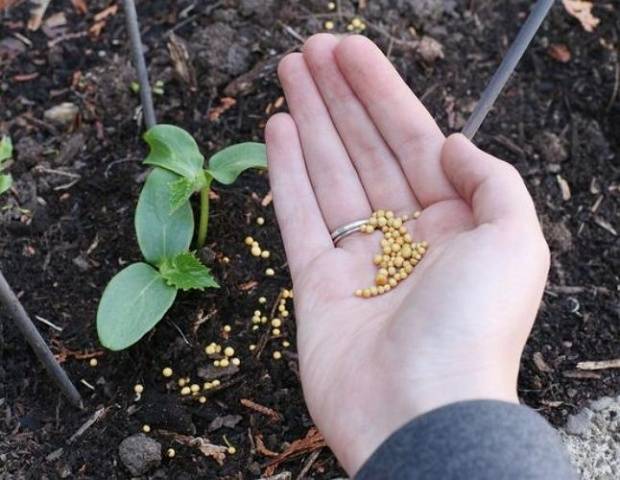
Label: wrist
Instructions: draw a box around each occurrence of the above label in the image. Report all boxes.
[341,363,519,476]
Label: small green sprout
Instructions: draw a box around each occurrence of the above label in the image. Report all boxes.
[97,125,266,350]
[152,80,165,96]
[0,136,13,195]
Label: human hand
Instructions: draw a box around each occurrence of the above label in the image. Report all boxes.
[265,34,549,476]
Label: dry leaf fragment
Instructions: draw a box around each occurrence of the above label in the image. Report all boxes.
[71,0,87,14]
[562,369,601,379]
[28,0,51,31]
[89,21,105,38]
[533,352,554,373]
[255,434,279,458]
[562,0,600,32]
[0,0,21,10]
[261,190,273,207]
[94,4,118,22]
[263,427,326,476]
[417,35,444,63]
[172,434,228,465]
[208,97,237,122]
[548,44,571,63]
[577,358,620,370]
[239,280,258,291]
[167,34,197,89]
[556,175,571,201]
[593,216,618,236]
[240,398,282,422]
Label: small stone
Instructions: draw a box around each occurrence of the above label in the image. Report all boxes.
[44,102,79,126]
[590,397,615,412]
[118,434,162,476]
[564,408,594,436]
[417,36,445,63]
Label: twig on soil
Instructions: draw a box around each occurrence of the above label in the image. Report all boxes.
[35,315,63,332]
[80,378,95,390]
[50,338,103,363]
[576,359,620,371]
[606,34,619,112]
[47,30,88,48]
[263,427,326,477]
[67,407,109,444]
[121,0,156,129]
[462,0,555,139]
[278,22,305,43]
[295,449,322,480]
[34,167,80,178]
[240,398,283,422]
[255,433,279,457]
[0,270,83,408]
[168,319,191,345]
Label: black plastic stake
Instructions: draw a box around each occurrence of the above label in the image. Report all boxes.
[0,270,83,408]
[122,0,157,129]
[462,0,555,139]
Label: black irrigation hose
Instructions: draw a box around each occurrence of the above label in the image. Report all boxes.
[0,270,83,408]
[462,0,555,139]
[122,0,157,129]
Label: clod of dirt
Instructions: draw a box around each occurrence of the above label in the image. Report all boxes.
[54,132,86,166]
[396,0,456,22]
[535,132,569,164]
[191,23,252,87]
[14,136,44,171]
[560,396,620,480]
[543,217,573,253]
[118,433,162,476]
[83,56,136,125]
[208,414,243,432]
[239,0,274,17]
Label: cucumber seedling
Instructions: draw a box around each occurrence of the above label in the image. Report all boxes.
[97,125,266,350]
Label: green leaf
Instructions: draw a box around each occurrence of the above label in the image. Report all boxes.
[0,136,12,165]
[97,263,177,351]
[207,142,267,185]
[169,169,209,212]
[169,176,194,212]
[144,125,204,180]
[0,174,12,195]
[159,251,219,291]
[135,168,194,266]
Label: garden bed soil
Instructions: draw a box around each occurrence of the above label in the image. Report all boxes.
[1,0,618,478]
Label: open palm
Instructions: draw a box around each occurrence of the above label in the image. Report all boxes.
[266,35,549,475]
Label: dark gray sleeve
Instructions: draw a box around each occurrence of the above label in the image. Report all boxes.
[355,400,577,480]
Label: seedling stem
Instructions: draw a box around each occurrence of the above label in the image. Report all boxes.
[197,175,213,248]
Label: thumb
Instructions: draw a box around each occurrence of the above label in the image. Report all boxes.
[441,133,538,226]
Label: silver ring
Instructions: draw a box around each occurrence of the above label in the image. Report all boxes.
[330,219,368,245]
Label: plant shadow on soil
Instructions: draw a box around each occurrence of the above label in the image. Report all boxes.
[0,0,618,478]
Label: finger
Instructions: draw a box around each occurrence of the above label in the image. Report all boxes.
[303,34,421,214]
[441,134,539,226]
[334,35,458,207]
[278,53,372,231]
[265,113,333,277]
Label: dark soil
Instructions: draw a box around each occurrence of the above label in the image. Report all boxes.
[1,0,618,478]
